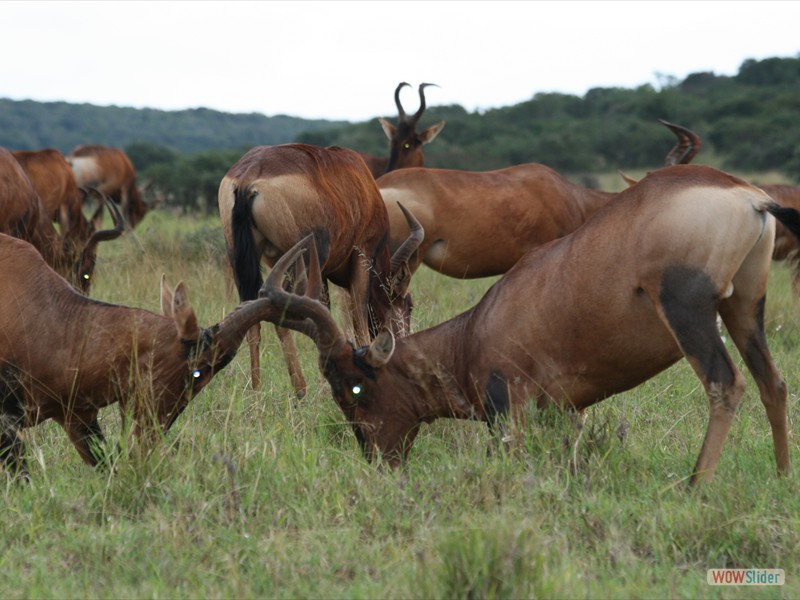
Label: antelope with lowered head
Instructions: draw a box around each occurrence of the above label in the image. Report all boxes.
[0,231,308,477]
[218,143,423,396]
[380,119,700,279]
[67,144,152,228]
[11,148,89,240]
[260,165,798,485]
[359,82,446,179]
[0,147,123,294]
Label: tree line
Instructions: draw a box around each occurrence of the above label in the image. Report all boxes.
[2,55,799,213]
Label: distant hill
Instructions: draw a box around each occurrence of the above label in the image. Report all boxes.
[0,98,347,154]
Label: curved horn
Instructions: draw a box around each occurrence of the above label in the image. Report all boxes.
[409,83,439,126]
[394,82,411,122]
[390,203,424,273]
[259,235,346,355]
[659,118,702,165]
[86,193,125,248]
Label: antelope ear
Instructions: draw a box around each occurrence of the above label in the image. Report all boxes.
[379,118,397,141]
[365,328,395,368]
[172,281,199,340]
[389,262,412,299]
[419,121,445,144]
[160,274,174,317]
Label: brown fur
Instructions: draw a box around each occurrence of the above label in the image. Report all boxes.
[380,164,613,278]
[0,233,299,475]
[1,148,122,294]
[11,148,87,239]
[67,145,150,228]
[218,143,421,395]
[261,165,791,486]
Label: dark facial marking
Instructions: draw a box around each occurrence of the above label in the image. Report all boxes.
[659,266,735,387]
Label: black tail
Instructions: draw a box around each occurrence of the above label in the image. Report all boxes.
[767,202,800,242]
[230,187,263,301]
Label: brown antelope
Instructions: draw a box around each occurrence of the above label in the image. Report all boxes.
[218,143,423,396]
[0,231,312,477]
[11,148,88,238]
[0,147,123,294]
[381,119,700,279]
[359,82,446,179]
[259,165,799,485]
[67,144,152,228]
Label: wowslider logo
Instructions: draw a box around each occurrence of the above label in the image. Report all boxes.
[707,569,785,586]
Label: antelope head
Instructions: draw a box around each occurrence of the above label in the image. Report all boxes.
[379,82,446,174]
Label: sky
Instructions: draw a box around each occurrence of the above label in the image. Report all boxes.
[2,1,799,123]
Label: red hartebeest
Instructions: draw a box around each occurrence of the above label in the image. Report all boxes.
[359,82,445,179]
[218,143,423,395]
[259,165,798,485]
[11,148,88,238]
[67,144,152,228]
[0,147,123,293]
[381,119,700,279]
[0,231,311,477]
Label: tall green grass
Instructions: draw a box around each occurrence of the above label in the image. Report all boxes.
[2,210,799,599]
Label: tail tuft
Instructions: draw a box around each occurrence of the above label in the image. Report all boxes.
[766,202,800,242]
[231,187,263,301]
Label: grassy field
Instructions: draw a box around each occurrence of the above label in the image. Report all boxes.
[2,208,800,599]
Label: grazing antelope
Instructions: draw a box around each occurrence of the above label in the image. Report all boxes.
[260,165,799,485]
[218,143,423,395]
[67,144,152,228]
[11,148,88,238]
[359,82,446,179]
[0,147,123,294]
[0,232,310,477]
[381,119,700,279]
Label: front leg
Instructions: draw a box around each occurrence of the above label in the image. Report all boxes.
[61,414,109,468]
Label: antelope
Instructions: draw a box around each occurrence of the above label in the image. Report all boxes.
[218,143,423,396]
[11,148,88,238]
[359,82,446,179]
[380,119,700,279]
[67,144,152,228]
[259,165,799,485]
[0,231,312,477]
[0,147,123,294]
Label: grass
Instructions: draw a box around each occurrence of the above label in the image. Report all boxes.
[2,208,800,599]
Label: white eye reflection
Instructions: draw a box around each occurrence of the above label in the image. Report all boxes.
[83,273,90,280]
[193,370,202,379]
[352,385,362,395]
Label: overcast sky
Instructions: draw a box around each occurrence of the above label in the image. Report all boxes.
[2,1,799,122]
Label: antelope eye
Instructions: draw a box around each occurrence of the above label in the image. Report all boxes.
[352,384,363,396]
[403,143,411,149]
[82,273,90,280]
[192,369,202,379]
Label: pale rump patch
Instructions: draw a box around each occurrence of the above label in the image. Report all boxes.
[68,156,101,187]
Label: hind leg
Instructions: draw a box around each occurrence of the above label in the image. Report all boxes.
[719,236,790,475]
[653,267,746,485]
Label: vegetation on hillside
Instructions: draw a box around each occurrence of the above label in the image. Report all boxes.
[2,55,799,213]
